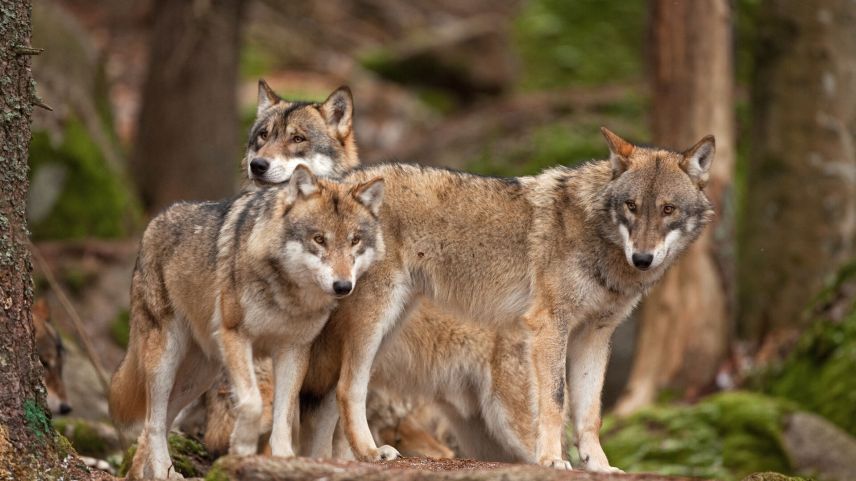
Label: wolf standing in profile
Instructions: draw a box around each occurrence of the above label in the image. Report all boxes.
[108,166,385,479]
[323,128,716,471]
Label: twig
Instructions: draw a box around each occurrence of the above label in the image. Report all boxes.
[29,242,129,450]
[13,45,43,56]
[32,96,53,111]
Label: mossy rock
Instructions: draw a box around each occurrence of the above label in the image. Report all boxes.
[118,431,214,478]
[52,418,112,459]
[741,473,810,481]
[597,391,797,480]
[753,260,856,438]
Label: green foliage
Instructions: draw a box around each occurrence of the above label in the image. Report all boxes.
[52,418,108,458]
[118,432,212,478]
[755,261,856,438]
[514,0,645,89]
[28,117,140,240]
[110,309,130,349]
[599,392,796,480]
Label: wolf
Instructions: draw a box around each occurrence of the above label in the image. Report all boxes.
[241,81,714,471]
[317,128,715,471]
[108,166,385,479]
[32,298,72,416]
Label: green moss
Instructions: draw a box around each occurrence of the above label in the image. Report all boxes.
[741,473,810,481]
[514,0,645,89]
[753,261,856,438]
[28,117,141,240]
[23,399,52,441]
[52,418,108,458]
[597,392,796,480]
[118,432,213,478]
[110,309,130,349]
[204,462,231,481]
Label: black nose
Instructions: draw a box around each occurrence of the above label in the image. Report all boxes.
[632,253,654,269]
[59,403,72,415]
[333,280,353,296]
[250,158,269,176]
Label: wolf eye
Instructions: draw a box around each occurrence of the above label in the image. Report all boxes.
[351,235,361,246]
[258,129,268,141]
[292,134,306,143]
[313,234,325,245]
[662,204,675,215]
[625,200,637,212]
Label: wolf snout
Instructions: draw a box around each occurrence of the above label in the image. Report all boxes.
[250,157,270,176]
[631,252,654,270]
[59,402,72,415]
[333,280,353,296]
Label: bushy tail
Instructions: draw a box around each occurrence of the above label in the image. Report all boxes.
[108,340,147,425]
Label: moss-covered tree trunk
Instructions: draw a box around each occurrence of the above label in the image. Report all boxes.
[131,0,244,213]
[616,0,735,414]
[0,0,84,477]
[740,0,856,351]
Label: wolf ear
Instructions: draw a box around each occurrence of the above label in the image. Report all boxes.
[680,135,715,188]
[601,127,634,178]
[320,86,354,140]
[279,165,319,211]
[258,79,282,115]
[353,177,384,216]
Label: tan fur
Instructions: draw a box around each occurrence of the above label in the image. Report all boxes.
[322,129,714,470]
[32,298,71,416]
[109,168,385,479]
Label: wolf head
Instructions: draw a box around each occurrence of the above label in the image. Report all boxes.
[32,298,71,415]
[600,127,715,272]
[243,80,360,186]
[265,165,385,297]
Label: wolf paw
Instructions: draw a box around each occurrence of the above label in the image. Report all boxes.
[541,459,573,470]
[586,464,624,474]
[370,445,400,461]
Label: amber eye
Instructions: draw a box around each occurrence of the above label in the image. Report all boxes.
[662,204,675,215]
[292,134,306,143]
[625,200,637,212]
[313,234,325,245]
[351,235,361,246]
[258,129,268,141]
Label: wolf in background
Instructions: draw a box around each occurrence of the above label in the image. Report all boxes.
[32,298,72,416]
[108,166,385,479]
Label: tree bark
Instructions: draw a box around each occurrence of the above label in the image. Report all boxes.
[615,0,735,414]
[131,0,244,213]
[0,0,91,477]
[739,0,856,351]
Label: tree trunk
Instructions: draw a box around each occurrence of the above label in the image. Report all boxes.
[0,1,90,477]
[615,0,735,414]
[131,0,244,213]
[739,0,856,352]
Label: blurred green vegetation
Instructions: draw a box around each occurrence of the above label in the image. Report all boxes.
[514,0,645,89]
[118,432,212,478]
[29,118,140,240]
[754,261,856,438]
[598,392,796,480]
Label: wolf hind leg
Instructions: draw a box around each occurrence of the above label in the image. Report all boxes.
[129,322,189,480]
[303,389,339,457]
[166,343,220,429]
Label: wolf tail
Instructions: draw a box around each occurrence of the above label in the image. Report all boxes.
[108,336,147,425]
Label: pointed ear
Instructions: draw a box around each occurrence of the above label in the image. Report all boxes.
[257,79,282,115]
[353,177,384,216]
[601,127,634,178]
[278,165,319,213]
[320,86,354,139]
[680,135,716,188]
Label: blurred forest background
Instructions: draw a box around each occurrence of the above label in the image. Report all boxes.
[17,0,856,479]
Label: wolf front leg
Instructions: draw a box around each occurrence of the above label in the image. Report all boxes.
[269,344,310,457]
[220,326,263,456]
[336,274,413,462]
[567,321,622,473]
[525,305,572,470]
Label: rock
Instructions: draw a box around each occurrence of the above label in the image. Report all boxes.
[208,455,702,481]
[781,411,856,481]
